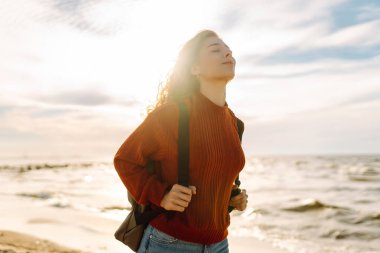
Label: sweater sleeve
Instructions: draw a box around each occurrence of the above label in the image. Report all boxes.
[113,112,172,207]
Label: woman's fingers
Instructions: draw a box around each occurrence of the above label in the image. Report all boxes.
[173,184,193,194]
[174,191,192,202]
[160,184,197,212]
[172,197,190,208]
[189,185,197,195]
[231,190,248,201]
[234,200,247,211]
[236,202,247,211]
[167,202,186,212]
[173,184,196,202]
[229,189,248,211]
[173,184,196,196]
[231,194,244,201]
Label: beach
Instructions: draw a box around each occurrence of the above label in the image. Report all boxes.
[0,194,288,253]
[0,230,82,253]
[1,155,379,253]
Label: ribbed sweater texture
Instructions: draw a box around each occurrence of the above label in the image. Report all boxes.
[113,91,245,244]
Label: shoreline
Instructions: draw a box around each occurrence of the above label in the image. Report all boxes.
[0,229,289,253]
[0,195,289,253]
[0,230,84,253]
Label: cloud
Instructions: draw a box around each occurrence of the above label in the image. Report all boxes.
[33,89,137,106]
[53,0,81,12]
[310,19,380,48]
[357,3,380,21]
[330,0,380,29]
[41,91,110,106]
[0,127,44,142]
[45,0,129,36]
[256,44,380,64]
[338,89,380,106]
[221,1,380,65]
[0,100,141,158]
[0,105,74,119]
[243,100,380,155]
[231,55,380,126]
[1,0,380,157]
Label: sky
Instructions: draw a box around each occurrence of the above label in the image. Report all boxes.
[1,0,379,160]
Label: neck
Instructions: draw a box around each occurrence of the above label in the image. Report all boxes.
[199,79,227,107]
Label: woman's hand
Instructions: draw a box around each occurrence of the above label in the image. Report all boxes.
[160,184,196,212]
[228,185,248,211]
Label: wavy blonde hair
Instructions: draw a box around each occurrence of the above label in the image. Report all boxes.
[145,29,219,116]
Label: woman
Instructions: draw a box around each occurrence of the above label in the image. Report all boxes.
[113,29,248,253]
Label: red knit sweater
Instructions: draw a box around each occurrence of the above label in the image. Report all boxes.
[113,91,246,244]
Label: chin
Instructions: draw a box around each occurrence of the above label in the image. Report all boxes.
[210,72,235,82]
[224,72,235,81]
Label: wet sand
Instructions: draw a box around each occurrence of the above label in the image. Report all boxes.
[0,194,289,253]
[0,230,83,253]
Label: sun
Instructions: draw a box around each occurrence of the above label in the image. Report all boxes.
[99,0,217,107]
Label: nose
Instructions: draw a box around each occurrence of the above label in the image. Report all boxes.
[225,48,233,59]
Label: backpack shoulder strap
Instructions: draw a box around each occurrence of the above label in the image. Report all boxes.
[234,117,245,187]
[177,100,190,187]
[236,117,244,143]
[163,100,190,221]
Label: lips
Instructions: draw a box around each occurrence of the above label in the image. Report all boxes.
[222,61,233,64]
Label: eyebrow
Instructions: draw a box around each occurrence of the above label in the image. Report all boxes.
[207,42,230,49]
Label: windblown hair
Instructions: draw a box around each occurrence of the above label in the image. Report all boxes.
[145,29,219,116]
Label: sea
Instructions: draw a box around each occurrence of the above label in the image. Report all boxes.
[0,154,379,253]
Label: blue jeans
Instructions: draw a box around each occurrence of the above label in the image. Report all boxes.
[137,224,229,253]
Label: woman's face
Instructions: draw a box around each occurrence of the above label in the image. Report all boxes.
[192,36,236,82]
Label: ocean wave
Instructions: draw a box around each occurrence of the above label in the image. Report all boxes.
[16,191,70,208]
[351,213,380,225]
[101,205,131,211]
[328,186,355,191]
[345,166,380,182]
[349,176,380,182]
[366,187,380,192]
[0,162,94,172]
[320,228,380,240]
[16,191,54,199]
[353,199,373,204]
[282,199,344,212]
